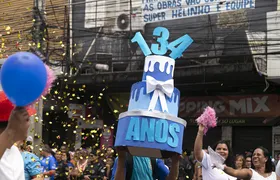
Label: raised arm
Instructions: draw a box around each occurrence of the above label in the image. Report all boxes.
[0,108,30,159]
[194,124,205,162]
[221,165,252,179]
[114,148,126,180]
[166,155,180,180]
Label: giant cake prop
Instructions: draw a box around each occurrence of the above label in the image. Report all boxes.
[114,27,193,158]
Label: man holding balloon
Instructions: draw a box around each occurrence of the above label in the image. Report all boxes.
[0,52,55,180]
[0,104,36,179]
[0,108,30,160]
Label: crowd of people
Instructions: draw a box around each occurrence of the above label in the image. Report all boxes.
[192,124,279,180]
[18,142,116,180]
[2,102,280,179]
[16,136,280,180]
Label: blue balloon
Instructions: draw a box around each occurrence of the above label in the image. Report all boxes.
[0,52,47,106]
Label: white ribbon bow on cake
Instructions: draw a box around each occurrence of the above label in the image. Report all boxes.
[146,75,174,112]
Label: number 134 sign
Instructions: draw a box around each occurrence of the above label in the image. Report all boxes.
[131,27,193,59]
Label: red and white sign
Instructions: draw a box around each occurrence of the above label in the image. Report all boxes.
[179,94,280,118]
[100,128,114,149]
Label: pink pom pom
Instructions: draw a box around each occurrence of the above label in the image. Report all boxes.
[196,106,217,135]
[42,65,56,96]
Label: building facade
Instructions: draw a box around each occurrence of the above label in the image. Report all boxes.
[64,0,280,154]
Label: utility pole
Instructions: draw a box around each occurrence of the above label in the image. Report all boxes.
[31,0,45,154]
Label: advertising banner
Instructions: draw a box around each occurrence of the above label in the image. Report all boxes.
[179,94,280,118]
[142,0,255,23]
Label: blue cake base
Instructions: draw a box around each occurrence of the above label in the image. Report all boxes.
[114,110,187,158]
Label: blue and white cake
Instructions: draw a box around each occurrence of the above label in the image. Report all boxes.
[129,55,180,116]
[115,55,187,158]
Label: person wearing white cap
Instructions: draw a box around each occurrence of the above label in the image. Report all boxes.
[26,136,33,142]
[25,136,34,153]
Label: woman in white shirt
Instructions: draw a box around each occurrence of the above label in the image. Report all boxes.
[194,124,236,180]
[214,146,277,180]
[275,160,280,180]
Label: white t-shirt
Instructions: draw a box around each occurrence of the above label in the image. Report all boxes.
[276,161,280,177]
[250,169,277,180]
[200,151,236,180]
[0,145,25,180]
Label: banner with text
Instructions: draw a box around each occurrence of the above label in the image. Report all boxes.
[142,0,255,23]
[179,94,280,118]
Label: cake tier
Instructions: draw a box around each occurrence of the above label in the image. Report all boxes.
[114,110,187,158]
[128,82,180,116]
[142,55,175,82]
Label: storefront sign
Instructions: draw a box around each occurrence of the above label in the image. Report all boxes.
[186,117,277,126]
[179,94,280,118]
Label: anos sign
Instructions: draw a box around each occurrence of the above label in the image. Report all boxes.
[142,0,255,23]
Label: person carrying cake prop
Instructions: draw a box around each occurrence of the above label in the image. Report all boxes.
[0,52,56,180]
[113,27,193,180]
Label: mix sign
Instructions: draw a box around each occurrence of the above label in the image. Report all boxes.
[179,95,280,118]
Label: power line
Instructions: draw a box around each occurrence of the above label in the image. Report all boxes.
[2,0,279,65]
